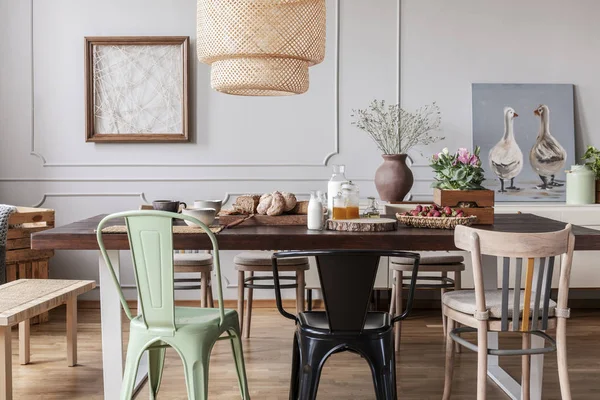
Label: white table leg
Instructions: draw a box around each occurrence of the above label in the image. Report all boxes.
[99,250,148,399]
[482,255,544,400]
[99,250,124,400]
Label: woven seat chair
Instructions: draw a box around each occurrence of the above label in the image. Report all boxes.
[389,254,465,352]
[442,224,574,400]
[235,251,309,338]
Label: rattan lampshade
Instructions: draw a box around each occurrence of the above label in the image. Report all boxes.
[197,0,326,96]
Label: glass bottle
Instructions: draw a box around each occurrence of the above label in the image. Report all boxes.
[363,197,380,218]
[341,181,360,219]
[307,191,324,230]
[332,192,346,220]
[327,165,347,216]
[317,190,328,217]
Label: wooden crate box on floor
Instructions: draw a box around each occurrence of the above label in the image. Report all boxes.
[6,207,55,324]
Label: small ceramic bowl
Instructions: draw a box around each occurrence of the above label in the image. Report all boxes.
[193,200,222,214]
[182,208,216,226]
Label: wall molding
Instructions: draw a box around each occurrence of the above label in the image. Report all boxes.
[28,0,341,168]
[0,177,433,182]
[32,192,149,208]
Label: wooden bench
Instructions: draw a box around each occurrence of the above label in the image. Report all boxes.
[0,279,96,400]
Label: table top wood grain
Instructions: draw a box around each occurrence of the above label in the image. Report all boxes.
[30,213,600,252]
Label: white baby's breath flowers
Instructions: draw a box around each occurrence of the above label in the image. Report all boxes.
[351,100,444,155]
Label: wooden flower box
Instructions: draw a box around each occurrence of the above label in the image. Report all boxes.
[6,207,55,324]
[433,188,495,225]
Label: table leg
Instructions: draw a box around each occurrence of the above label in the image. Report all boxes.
[99,250,124,400]
[19,320,30,365]
[66,298,77,366]
[482,255,543,400]
[0,326,12,400]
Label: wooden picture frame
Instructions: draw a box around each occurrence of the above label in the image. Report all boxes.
[84,36,189,142]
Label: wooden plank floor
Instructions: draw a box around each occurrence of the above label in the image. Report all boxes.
[7,307,600,399]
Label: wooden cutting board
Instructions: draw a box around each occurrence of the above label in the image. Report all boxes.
[218,214,308,227]
[326,218,397,232]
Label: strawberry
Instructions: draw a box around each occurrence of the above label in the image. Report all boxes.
[443,206,452,215]
[410,210,420,216]
[415,205,423,212]
[432,210,441,217]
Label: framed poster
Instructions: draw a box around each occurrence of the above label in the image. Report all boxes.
[85,36,189,142]
[473,84,575,202]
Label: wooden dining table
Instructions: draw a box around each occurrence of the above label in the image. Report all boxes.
[31,213,600,400]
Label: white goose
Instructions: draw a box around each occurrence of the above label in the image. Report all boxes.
[529,104,567,189]
[489,107,523,192]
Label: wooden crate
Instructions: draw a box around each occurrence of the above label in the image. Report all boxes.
[433,188,494,225]
[6,207,55,324]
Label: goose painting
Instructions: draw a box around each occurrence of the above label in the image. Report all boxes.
[489,107,523,192]
[529,104,567,190]
[472,83,575,202]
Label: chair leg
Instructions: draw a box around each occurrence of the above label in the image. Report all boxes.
[297,336,331,400]
[237,271,245,329]
[556,318,572,400]
[121,339,146,400]
[228,328,250,399]
[244,271,254,339]
[441,272,448,337]
[296,270,306,314]
[148,346,166,400]
[19,319,30,365]
[389,278,396,316]
[520,333,531,400]
[207,279,215,308]
[0,326,12,400]
[364,334,397,400]
[394,270,403,353]
[306,289,313,311]
[453,271,462,354]
[289,331,301,400]
[442,316,455,400]
[201,271,209,308]
[476,321,488,400]
[182,345,211,400]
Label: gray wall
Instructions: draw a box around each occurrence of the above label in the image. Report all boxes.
[1,0,599,299]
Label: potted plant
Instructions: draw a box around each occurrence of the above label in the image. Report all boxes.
[430,147,494,224]
[582,145,600,203]
[351,100,443,202]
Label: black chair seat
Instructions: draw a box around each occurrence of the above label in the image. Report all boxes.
[299,311,391,333]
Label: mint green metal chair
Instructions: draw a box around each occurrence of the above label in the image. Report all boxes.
[96,210,249,400]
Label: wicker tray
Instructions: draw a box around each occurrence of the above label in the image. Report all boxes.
[396,213,478,230]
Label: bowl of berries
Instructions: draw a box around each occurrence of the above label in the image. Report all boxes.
[396,204,477,229]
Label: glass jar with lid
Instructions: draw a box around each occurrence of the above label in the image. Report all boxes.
[341,181,360,219]
[363,197,380,218]
[327,165,347,216]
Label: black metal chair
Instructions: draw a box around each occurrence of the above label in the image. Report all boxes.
[272,250,420,400]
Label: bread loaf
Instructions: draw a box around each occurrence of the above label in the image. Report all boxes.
[290,200,309,215]
[256,194,272,215]
[267,191,286,216]
[232,194,261,214]
[281,192,297,212]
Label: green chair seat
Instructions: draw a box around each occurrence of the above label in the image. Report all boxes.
[130,307,239,334]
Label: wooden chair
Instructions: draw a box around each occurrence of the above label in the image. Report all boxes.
[235,251,309,338]
[140,205,214,307]
[389,255,465,352]
[442,224,574,400]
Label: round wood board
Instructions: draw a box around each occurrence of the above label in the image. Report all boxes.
[326,218,398,232]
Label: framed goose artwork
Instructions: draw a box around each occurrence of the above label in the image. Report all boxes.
[472,83,575,202]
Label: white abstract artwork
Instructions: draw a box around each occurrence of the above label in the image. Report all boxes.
[85,37,189,142]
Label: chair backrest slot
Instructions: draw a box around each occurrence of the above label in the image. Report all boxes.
[541,256,555,330]
[316,254,380,333]
[512,258,523,331]
[501,257,510,331]
[530,257,546,331]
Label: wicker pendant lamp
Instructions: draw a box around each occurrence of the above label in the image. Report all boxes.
[196,0,326,96]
